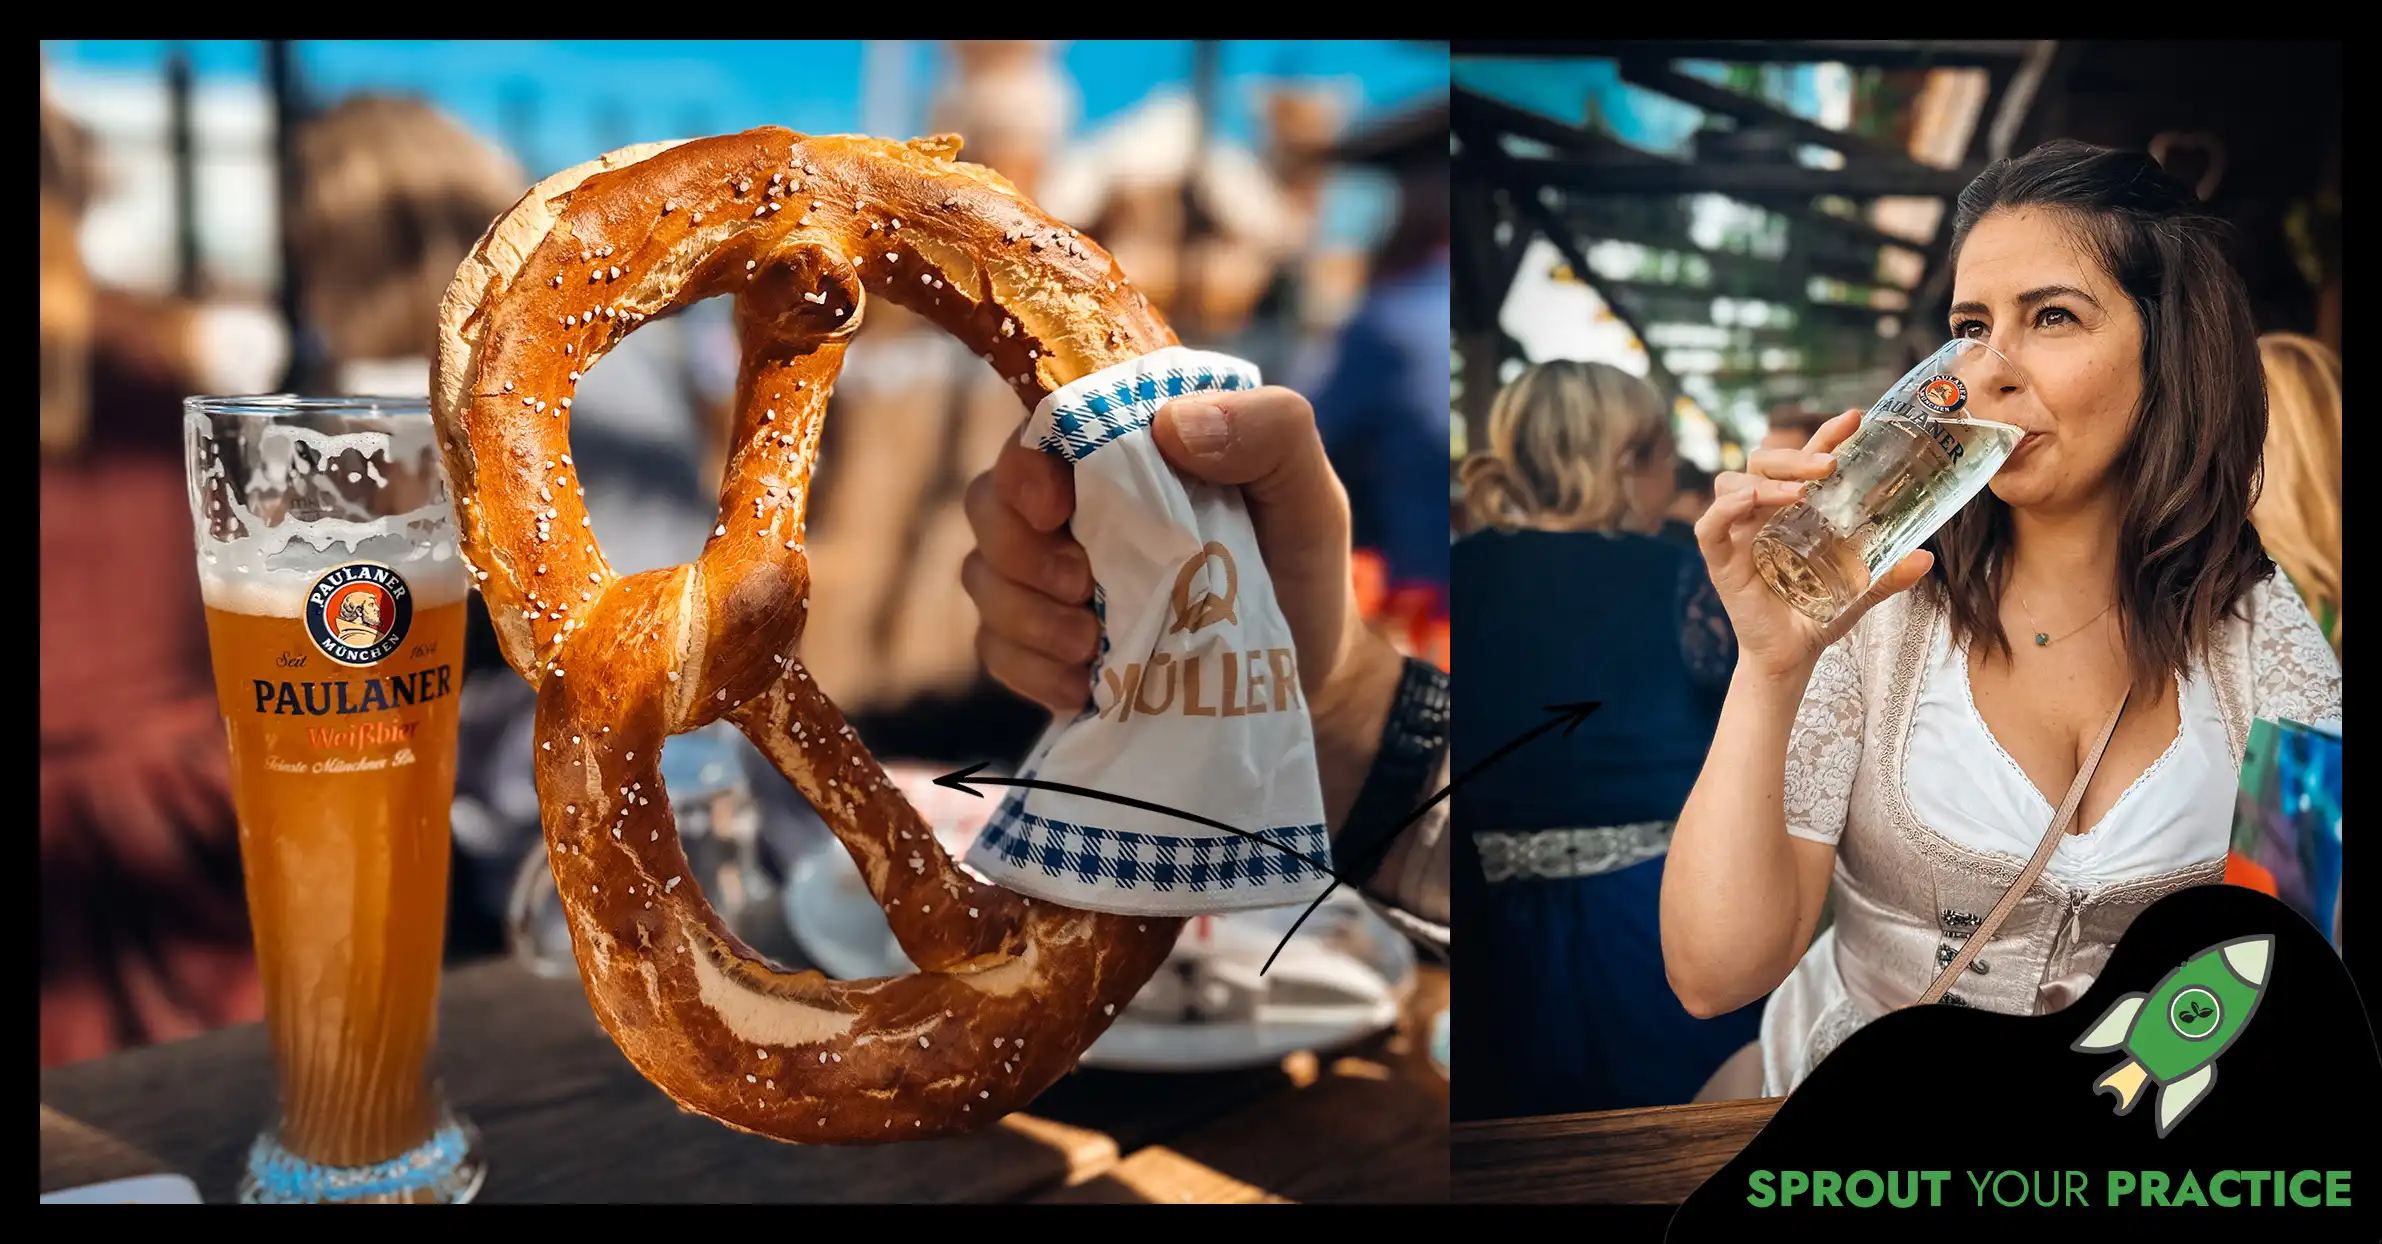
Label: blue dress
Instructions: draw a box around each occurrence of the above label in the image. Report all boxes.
[1451,526,1765,1120]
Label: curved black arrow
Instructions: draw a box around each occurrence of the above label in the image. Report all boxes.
[1259,699,1601,974]
[934,763,1359,890]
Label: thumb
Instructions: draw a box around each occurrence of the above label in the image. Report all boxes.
[1153,387,1345,514]
[1152,387,1353,693]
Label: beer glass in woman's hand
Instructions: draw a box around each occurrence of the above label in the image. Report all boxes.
[1699,338,2025,680]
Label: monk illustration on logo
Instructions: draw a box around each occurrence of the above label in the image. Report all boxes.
[1169,542,1239,635]
[1918,374,1968,415]
[328,583,393,649]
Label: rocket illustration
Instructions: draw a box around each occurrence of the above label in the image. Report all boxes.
[2070,934,2275,1138]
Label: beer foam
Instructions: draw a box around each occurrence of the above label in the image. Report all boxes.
[189,410,471,616]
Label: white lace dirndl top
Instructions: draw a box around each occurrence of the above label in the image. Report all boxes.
[1759,570,2341,1097]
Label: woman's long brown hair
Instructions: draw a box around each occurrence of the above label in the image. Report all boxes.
[1923,139,2275,692]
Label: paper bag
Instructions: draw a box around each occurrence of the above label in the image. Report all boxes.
[964,346,1332,915]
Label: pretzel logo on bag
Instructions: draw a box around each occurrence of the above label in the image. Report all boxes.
[431,129,1186,1144]
[1168,541,1240,635]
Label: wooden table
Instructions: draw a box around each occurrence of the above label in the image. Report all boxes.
[40,958,1447,1204]
[1452,1098,1781,1204]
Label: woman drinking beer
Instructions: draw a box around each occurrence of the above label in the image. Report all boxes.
[1663,139,2342,1099]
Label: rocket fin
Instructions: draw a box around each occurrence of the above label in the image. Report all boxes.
[2221,936,2274,987]
[2072,995,2144,1052]
[2154,1064,2217,1138]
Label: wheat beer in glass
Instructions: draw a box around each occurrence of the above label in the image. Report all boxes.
[184,396,485,1204]
[1751,338,2025,625]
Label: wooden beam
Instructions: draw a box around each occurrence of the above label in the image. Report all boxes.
[1451,41,2037,68]
[1454,179,1524,334]
[1963,58,2016,168]
[1502,152,1982,198]
[1796,206,1937,255]
[1454,84,1932,259]
[1449,86,1664,163]
[1988,40,2067,162]
[1598,279,1892,331]
[1615,57,1935,174]
[1558,200,1908,293]
[1905,40,2080,355]
[1509,189,1681,399]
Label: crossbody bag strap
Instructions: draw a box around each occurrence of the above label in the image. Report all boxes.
[1915,684,2134,1006]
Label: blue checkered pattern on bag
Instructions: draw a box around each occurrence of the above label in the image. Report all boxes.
[1031,356,1262,463]
[978,788,1330,897]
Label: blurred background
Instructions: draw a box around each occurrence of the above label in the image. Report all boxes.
[39,39,1449,1074]
[1447,40,2341,1122]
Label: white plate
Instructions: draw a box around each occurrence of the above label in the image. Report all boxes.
[42,1174,204,1204]
[784,834,1415,1072]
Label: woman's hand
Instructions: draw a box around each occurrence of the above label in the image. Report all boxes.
[1697,409,1934,680]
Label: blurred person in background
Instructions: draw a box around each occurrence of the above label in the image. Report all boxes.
[41,93,265,1066]
[929,40,1074,200]
[1665,458,1716,543]
[1309,128,1452,653]
[289,94,525,398]
[784,39,1085,767]
[1036,79,1304,349]
[2254,332,2341,654]
[1447,360,1758,1119]
[1758,403,1832,454]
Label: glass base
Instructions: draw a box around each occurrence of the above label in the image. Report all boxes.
[237,1112,486,1204]
[1751,503,1872,627]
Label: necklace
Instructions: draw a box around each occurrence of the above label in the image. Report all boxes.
[2018,594,2115,647]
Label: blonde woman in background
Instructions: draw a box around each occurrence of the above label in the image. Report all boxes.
[1449,360,1762,1121]
[2256,333,2341,653]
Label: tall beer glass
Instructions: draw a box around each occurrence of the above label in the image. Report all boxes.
[1751,337,2025,625]
[183,396,485,1204]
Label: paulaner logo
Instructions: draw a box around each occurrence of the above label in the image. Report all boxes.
[1169,542,1239,634]
[305,562,413,667]
[1918,374,1968,416]
[2071,935,2275,1139]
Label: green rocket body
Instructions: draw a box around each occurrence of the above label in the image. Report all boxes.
[2124,944,2266,1081]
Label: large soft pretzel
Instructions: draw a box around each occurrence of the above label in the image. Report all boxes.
[431,129,1185,1143]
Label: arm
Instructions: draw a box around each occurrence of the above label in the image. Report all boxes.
[1308,622,1407,828]
[1661,409,1925,1018]
[1310,629,1449,935]
[1660,640,1854,1019]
